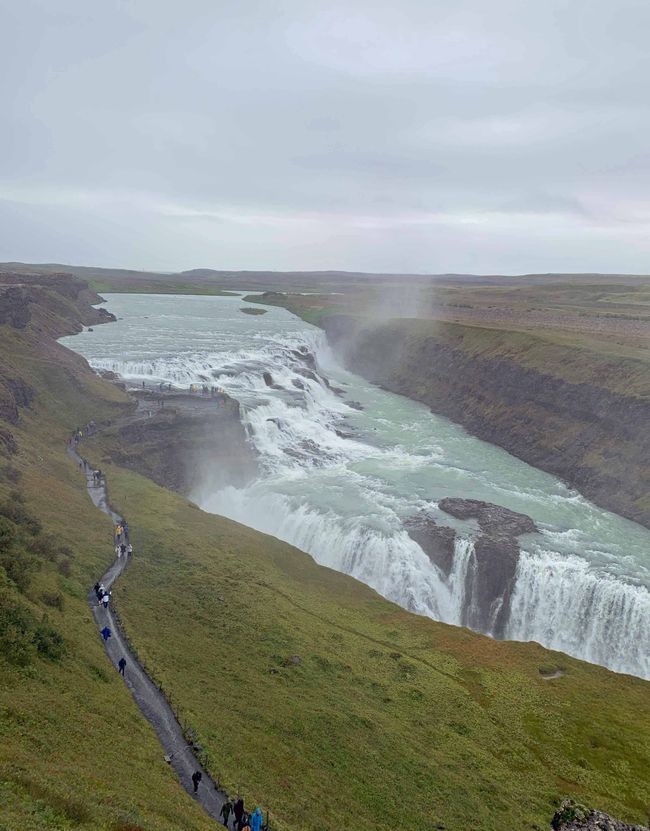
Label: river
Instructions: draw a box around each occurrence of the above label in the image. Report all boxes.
[61,292,650,680]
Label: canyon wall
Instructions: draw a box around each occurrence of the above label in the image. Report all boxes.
[323,314,650,530]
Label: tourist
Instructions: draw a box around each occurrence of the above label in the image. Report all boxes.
[233,798,245,829]
[93,582,100,595]
[118,657,126,676]
[249,807,263,831]
[115,544,121,558]
[120,542,127,557]
[102,592,110,609]
[220,799,233,827]
[127,542,133,556]
[100,626,111,641]
[191,770,202,793]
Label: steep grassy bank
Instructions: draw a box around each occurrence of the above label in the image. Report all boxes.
[0,276,216,831]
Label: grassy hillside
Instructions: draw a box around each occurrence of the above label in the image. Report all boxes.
[0,289,218,830]
[83,450,650,831]
[2,273,650,831]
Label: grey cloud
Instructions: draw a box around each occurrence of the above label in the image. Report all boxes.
[1,0,650,272]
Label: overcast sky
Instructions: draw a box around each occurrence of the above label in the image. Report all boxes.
[2,0,650,274]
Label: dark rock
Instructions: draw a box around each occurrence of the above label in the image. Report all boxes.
[295,367,319,383]
[263,371,274,387]
[465,534,520,636]
[98,370,119,381]
[335,429,354,439]
[438,498,537,537]
[292,348,317,369]
[404,516,456,576]
[346,400,364,411]
[551,799,646,830]
[291,378,305,390]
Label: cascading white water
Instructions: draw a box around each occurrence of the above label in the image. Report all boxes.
[61,293,650,680]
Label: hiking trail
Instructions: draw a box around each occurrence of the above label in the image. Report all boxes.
[67,441,228,825]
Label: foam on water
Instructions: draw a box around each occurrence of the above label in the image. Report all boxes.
[61,293,650,679]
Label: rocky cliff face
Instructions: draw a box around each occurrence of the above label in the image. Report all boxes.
[324,315,650,530]
[405,499,537,637]
[95,391,257,497]
[0,272,117,456]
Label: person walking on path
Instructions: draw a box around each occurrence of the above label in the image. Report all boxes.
[118,657,126,676]
[101,592,110,610]
[249,807,263,831]
[220,799,233,827]
[191,771,202,793]
[100,626,111,642]
[127,542,133,556]
[233,799,245,829]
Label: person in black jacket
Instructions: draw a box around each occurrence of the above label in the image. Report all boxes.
[191,771,202,793]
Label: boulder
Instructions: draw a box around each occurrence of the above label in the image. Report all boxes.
[551,800,646,830]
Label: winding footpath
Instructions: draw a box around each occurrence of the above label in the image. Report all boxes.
[67,442,228,825]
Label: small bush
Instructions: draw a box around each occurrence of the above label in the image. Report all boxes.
[57,558,72,577]
[0,593,36,666]
[41,592,65,611]
[33,617,66,661]
[0,594,65,665]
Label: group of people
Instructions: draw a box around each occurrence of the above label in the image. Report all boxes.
[190,778,265,831]
[188,383,226,397]
[70,420,97,445]
[94,581,111,609]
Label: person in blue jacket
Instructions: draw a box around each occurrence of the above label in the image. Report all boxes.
[250,807,263,831]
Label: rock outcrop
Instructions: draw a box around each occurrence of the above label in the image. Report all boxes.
[100,391,258,496]
[551,800,647,830]
[404,515,456,576]
[438,497,537,536]
[406,499,538,637]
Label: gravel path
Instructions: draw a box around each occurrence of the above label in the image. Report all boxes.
[67,442,229,826]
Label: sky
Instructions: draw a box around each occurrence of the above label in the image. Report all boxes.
[1,0,650,274]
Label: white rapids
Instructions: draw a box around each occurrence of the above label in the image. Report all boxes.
[61,293,650,680]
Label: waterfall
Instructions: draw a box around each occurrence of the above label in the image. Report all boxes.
[506,549,650,678]
[62,292,650,681]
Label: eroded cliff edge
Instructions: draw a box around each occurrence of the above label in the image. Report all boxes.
[323,314,650,530]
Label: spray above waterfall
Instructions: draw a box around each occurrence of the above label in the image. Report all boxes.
[61,293,650,681]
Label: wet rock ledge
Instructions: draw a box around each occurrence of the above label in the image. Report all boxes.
[405,498,538,638]
[94,389,258,497]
